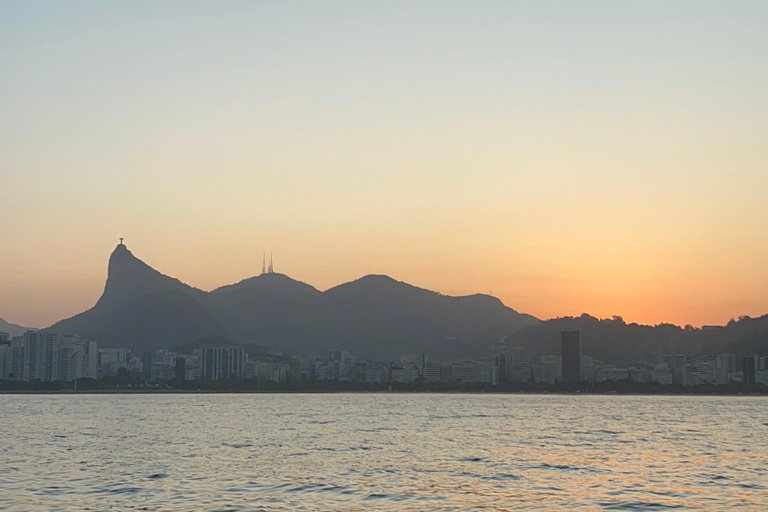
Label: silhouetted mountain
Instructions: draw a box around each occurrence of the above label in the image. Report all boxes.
[211,272,320,297]
[45,243,539,357]
[95,243,205,311]
[0,318,37,339]
[495,313,768,366]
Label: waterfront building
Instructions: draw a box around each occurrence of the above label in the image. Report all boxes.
[0,343,7,380]
[271,364,289,383]
[391,363,419,383]
[22,331,61,382]
[652,362,674,385]
[595,365,629,382]
[424,361,442,383]
[532,362,556,385]
[438,363,452,383]
[98,348,131,377]
[629,365,653,383]
[743,356,757,385]
[142,351,153,382]
[364,361,389,384]
[200,346,246,380]
[299,359,317,380]
[175,357,186,381]
[580,355,598,382]
[512,362,533,383]
[451,361,482,383]
[494,353,513,382]
[661,355,690,385]
[561,329,581,384]
[289,359,302,382]
[5,337,25,381]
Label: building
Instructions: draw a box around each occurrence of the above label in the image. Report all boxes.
[629,365,653,383]
[0,340,8,380]
[652,362,674,385]
[494,353,513,382]
[512,362,533,383]
[561,329,581,384]
[391,363,419,383]
[142,351,153,382]
[200,346,246,380]
[22,331,61,382]
[3,332,97,383]
[532,362,557,385]
[595,365,629,382]
[743,356,757,385]
[175,357,186,381]
[661,355,689,385]
[5,337,25,381]
[98,348,131,377]
[424,361,442,383]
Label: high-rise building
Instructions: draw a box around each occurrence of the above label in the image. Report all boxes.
[561,329,581,384]
[494,353,513,382]
[0,343,7,380]
[201,346,245,380]
[175,357,186,381]
[743,356,757,384]
[5,338,25,381]
[142,351,153,382]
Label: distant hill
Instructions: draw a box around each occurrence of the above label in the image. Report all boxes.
[491,313,768,366]
[0,317,37,339]
[45,243,539,358]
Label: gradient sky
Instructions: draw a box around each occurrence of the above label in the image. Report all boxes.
[1,1,767,328]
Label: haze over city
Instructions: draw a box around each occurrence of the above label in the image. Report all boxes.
[2,1,767,329]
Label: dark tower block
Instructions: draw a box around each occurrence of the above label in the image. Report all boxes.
[561,330,581,384]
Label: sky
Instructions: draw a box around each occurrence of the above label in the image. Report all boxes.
[1,1,767,328]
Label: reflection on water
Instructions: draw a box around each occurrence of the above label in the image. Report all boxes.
[0,394,766,511]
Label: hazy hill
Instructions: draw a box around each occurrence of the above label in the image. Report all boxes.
[45,243,539,357]
[0,317,37,339]
[496,313,768,367]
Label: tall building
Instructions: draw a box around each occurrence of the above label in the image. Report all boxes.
[494,353,513,382]
[175,357,186,381]
[5,338,25,381]
[0,342,8,380]
[142,351,153,382]
[743,356,757,384]
[58,335,98,381]
[561,329,581,384]
[201,346,245,380]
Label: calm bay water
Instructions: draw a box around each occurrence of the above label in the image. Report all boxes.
[1,394,766,511]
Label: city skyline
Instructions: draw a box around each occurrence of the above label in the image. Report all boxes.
[3,1,768,328]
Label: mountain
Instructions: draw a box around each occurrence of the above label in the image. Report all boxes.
[0,317,37,339]
[46,243,226,350]
[45,242,539,358]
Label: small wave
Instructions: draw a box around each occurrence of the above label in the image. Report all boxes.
[600,501,686,510]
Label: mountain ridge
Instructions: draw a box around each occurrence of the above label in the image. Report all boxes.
[0,317,38,338]
[45,243,539,358]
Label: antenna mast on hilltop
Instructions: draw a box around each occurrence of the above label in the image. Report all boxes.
[262,252,266,275]
[268,252,274,274]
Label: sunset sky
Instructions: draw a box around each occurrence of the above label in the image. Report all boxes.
[1,1,767,328]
